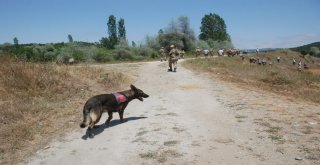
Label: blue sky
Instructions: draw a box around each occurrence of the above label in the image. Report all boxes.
[0,0,319,49]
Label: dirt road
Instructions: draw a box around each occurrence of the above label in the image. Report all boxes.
[27,60,319,165]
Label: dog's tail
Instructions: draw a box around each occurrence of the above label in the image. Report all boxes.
[80,107,91,128]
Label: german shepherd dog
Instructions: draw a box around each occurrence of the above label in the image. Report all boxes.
[80,85,149,138]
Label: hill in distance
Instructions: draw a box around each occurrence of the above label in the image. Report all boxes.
[290,42,320,52]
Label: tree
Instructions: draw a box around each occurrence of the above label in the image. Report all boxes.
[145,35,160,50]
[300,50,307,56]
[68,34,73,43]
[158,29,164,36]
[13,37,19,46]
[158,32,184,51]
[177,16,196,51]
[156,16,195,51]
[118,18,126,40]
[199,13,230,41]
[166,19,180,33]
[107,15,118,49]
[100,37,110,48]
[132,41,136,47]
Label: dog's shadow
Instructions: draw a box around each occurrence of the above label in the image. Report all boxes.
[81,116,147,140]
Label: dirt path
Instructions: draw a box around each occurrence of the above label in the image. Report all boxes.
[27,60,319,165]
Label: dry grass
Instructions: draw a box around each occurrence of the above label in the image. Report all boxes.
[183,51,320,103]
[0,54,129,164]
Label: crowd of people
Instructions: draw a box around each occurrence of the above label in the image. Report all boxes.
[248,55,308,71]
[159,46,222,72]
[158,46,310,72]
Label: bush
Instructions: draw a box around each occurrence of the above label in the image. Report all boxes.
[1,41,155,62]
[72,49,86,62]
[93,50,113,62]
[136,46,155,57]
[56,52,72,64]
[44,51,56,61]
[310,47,320,57]
[112,49,134,60]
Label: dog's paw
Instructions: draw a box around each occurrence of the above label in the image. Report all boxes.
[121,119,128,123]
[89,133,94,139]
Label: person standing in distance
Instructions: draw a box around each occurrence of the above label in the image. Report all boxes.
[159,47,166,62]
[168,45,179,72]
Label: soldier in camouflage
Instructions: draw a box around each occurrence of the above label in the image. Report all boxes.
[195,47,201,58]
[159,47,166,62]
[168,45,179,72]
[180,49,185,59]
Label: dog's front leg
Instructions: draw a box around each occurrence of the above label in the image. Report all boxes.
[87,127,94,138]
[119,110,127,123]
[119,103,128,123]
[105,111,113,126]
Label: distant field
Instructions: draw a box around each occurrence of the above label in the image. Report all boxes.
[183,50,320,103]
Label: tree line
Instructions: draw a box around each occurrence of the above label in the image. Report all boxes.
[290,42,320,58]
[0,13,233,62]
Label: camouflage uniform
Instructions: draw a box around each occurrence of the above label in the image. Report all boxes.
[195,47,201,57]
[159,47,166,62]
[180,50,185,59]
[168,45,179,72]
[209,49,214,56]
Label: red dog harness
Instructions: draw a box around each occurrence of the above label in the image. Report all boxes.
[112,93,127,104]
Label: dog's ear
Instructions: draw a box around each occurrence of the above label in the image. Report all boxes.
[130,84,137,91]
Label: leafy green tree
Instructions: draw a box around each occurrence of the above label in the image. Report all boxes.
[118,18,126,40]
[13,37,19,46]
[68,34,73,43]
[199,13,230,41]
[158,32,183,51]
[100,37,109,48]
[156,16,195,51]
[107,15,118,49]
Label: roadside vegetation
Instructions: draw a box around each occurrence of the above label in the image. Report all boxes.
[184,50,320,103]
[0,13,233,64]
[0,54,129,164]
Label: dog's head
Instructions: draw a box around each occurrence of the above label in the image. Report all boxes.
[130,84,149,101]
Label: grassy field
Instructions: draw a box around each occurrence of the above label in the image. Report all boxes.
[0,54,129,164]
[183,50,320,103]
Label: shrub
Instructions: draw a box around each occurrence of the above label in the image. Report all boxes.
[137,46,154,57]
[44,51,56,61]
[93,50,113,62]
[112,49,134,60]
[72,49,86,62]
